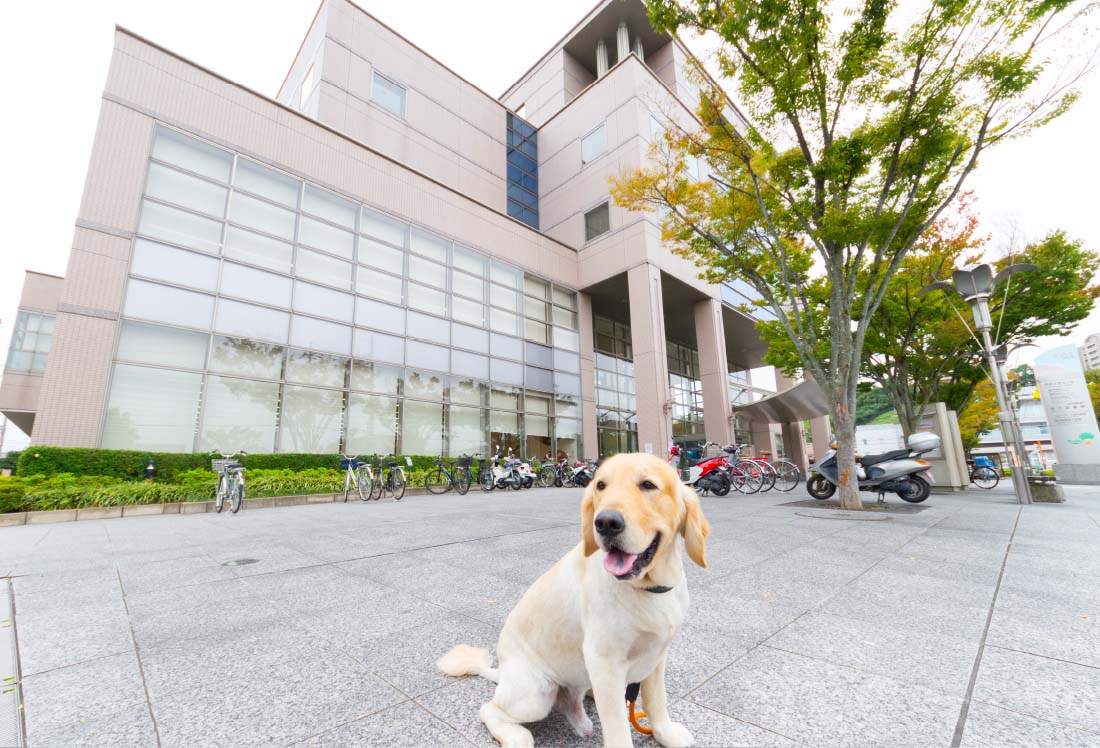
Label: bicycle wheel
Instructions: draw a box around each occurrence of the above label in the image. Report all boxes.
[425,467,451,495]
[356,466,373,501]
[758,461,777,492]
[230,475,244,514]
[972,466,999,489]
[480,467,494,491]
[454,467,471,495]
[214,473,227,513]
[538,465,556,488]
[392,469,406,500]
[343,469,353,503]
[736,460,764,494]
[772,461,801,492]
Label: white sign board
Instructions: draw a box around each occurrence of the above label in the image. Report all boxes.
[1034,344,1100,465]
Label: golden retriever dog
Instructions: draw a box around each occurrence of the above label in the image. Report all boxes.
[437,452,709,748]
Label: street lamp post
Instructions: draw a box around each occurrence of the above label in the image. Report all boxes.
[920,263,1037,505]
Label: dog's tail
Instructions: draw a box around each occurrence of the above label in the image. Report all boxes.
[437,644,498,683]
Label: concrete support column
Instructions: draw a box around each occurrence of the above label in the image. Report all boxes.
[632,37,644,61]
[809,415,832,464]
[751,420,777,458]
[693,298,732,446]
[774,370,809,471]
[596,39,609,77]
[617,22,630,63]
[627,264,672,453]
[578,292,599,459]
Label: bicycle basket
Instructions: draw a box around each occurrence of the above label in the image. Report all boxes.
[383,460,398,468]
[457,455,473,468]
[339,457,355,470]
[211,459,235,472]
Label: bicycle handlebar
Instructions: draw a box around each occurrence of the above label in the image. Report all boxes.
[210,449,247,459]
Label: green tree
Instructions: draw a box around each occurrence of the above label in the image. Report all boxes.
[613,0,1094,508]
[855,386,893,425]
[1011,364,1037,388]
[1086,369,1100,423]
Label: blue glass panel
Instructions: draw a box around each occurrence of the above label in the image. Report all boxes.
[507,183,537,209]
[518,139,537,159]
[507,149,537,174]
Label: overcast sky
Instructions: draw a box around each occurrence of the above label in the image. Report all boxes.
[1,0,1098,449]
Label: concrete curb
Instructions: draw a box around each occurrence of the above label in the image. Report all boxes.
[0,487,433,527]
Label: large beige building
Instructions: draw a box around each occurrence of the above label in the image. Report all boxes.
[0,0,829,465]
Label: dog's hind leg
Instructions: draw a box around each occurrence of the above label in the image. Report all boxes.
[555,686,593,738]
[479,664,556,748]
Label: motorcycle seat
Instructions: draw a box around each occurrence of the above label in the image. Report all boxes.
[859,449,910,468]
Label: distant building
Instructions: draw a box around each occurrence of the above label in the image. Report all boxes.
[973,387,1054,470]
[1079,333,1100,371]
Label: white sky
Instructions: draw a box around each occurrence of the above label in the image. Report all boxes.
[0,0,1097,450]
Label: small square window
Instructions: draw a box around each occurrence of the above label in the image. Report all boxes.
[581,124,607,165]
[584,202,611,242]
[372,71,406,118]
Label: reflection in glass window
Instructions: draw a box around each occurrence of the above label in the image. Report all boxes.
[450,375,486,405]
[402,399,443,455]
[346,393,398,455]
[145,163,228,218]
[350,360,402,395]
[101,364,202,451]
[280,384,345,452]
[448,404,486,456]
[490,409,520,456]
[286,349,348,387]
[555,418,581,460]
[404,369,446,400]
[5,311,55,373]
[584,202,611,241]
[198,376,280,453]
[209,336,284,379]
[581,124,607,164]
[525,414,552,460]
[223,226,294,274]
[215,299,289,344]
[372,71,407,118]
[116,320,208,370]
[138,200,223,254]
[151,126,232,183]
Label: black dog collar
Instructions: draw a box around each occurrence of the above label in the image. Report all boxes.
[642,585,673,594]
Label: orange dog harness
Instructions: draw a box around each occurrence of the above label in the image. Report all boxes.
[625,682,652,735]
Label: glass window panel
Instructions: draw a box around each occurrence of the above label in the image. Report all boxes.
[116,320,208,369]
[410,228,449,262]
[552,287,577,310]
[293,281,354,322]
[450,376,485,406]
[298,216,354,259]
[280,384,345,453]
[354,297,405,333]
[215,299,289,343]
[556,399,579,418]
[138,200,222,254]
[289,315,351,354]
[452,245,486,276]
[220,262,293,307]
[406,311,450,345]
[404,369,446,400]
[198,376,279,453]
[406,340,449,371]
[524,276,549,300]
[450,350,489,380]
[489,332,522,359]
[407,283,447,316]
[526,414,550,438]
[524,319,549,345]
[146,163,228,218]
[353,329,404,364]
[350,361,402,395]
[401,399,442,455]
[448,405,486,458]
[525,394,551,415]
[101,364,202,451]
[554,327,580,352]
[372,71,407,118]
[303,185,356,229]
[360,207,407,247]
[346,393,398,455]
[490,284,518,311]
[451,271,484,301]
[524,296,549,321]
[224,226,293,273]
[584,203,611,241]
[131,238,219,291]
[285,349,348,387]
[525,366,554,390]
[357,271,404,305]
[452,324,488,351]
[451,297,485,327]
[525,342,553,368]
[552,307,578,329]
[358,237,405,275]
[554,349,580,374]
[490,261,520,288]
[234,158,300,207]
[228,192,296,240]
[296,248,353,289]
[490,358,523,386]
[409,255,446,289]
[581,124,607,164]
[555,418,581,460]
[124,279,214,330]
[151,126,232,183]
[555,372,581,395]
[209,336,284,379]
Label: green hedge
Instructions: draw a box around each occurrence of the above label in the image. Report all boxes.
[16,447,451,482]
[0,450,21,475]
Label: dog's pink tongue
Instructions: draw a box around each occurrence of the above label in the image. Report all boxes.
[603,549,637,576]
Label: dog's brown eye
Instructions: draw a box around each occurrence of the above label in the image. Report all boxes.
[640,480,657,490]
[596,480,606,491]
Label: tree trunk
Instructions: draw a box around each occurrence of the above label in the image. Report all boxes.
[832,386,862,510]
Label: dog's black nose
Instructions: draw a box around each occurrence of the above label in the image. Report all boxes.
[594,510,625,536]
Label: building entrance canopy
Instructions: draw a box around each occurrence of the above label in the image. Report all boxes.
[731,379,829,424]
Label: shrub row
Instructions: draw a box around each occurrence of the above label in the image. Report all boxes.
[17,447,450,482]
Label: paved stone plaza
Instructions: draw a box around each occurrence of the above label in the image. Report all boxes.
[1,483,1098,748]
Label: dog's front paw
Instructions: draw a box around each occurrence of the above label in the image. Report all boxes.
[653,721,693,748]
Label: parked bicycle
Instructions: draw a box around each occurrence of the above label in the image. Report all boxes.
[378,454,409,500]
[969,457,1000,489]
[210,450,246,514]
[736,447,802,493]
[425,455,472,496]
[537,454,559,487]
[340,453,375,502]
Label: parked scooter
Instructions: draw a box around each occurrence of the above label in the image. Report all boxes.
[668,442,732,496]
[488,447,524,490]
[517,457,537,489]
[570,458,597,488]
[807,432,940,503]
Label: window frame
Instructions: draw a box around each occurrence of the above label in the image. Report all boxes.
[371,70,407,119]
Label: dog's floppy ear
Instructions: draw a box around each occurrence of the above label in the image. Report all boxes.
[679,486,709,568]
[581,482,599,556]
